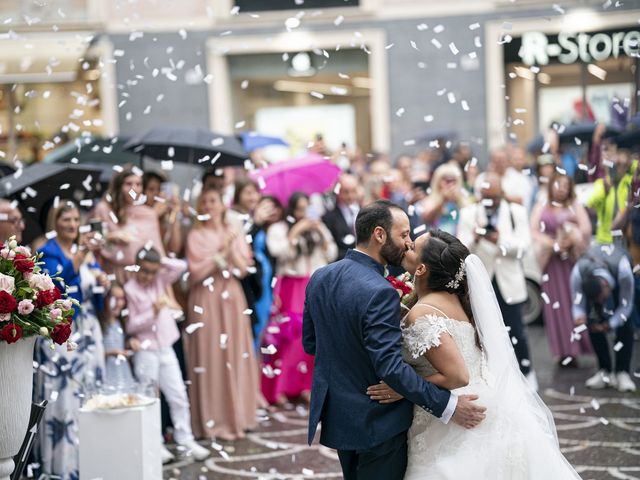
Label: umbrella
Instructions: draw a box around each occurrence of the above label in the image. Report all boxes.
[416,129,458,145]
[11,400,47,480]
[526,123,621,154]
[249,153,341,205]
[613,129,640,149]
[0,163,102,244]
[43,136,138,183]
[124,126,247,167]
[239,131,288,152]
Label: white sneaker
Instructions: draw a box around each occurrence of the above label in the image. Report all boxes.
[526,371,538,392]
[160,444,175,464]
[616,372,637,393]
[585,370,615,389]
[177,440,210,461]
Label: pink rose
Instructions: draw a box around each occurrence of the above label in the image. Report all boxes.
[0,273,15,295]
[28,273,55,292]
[0,248,15,260]
[50,308,62,320]
[61,299,73,311]
[0,312,11,322]
[14,246,31,257]
[18,299,34,315]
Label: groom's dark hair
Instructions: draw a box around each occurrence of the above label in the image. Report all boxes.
[355,200,404,246]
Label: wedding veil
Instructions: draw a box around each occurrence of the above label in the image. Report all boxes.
[464,254,560,444]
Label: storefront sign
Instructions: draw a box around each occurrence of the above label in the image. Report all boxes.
[520,30,640,65]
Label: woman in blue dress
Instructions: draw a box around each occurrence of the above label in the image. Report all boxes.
[33,201,107,480]
[251,195,283,348]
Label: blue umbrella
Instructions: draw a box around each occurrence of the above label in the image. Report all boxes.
[240,131,288,152]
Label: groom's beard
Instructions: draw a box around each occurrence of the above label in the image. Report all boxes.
[380,236,406,267]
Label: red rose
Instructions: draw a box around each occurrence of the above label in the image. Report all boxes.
[0,323,22,343]
[13,254,35,274]
[51,322,71,345]
[35,287,62,308]
[386,276,412,297]
[0,290,17,313]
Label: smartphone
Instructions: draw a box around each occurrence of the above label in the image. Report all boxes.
[306,204,322,222]
[161,182,179,198]
[89,219,104,236]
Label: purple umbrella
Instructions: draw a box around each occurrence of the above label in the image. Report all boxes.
[249,153,341,205]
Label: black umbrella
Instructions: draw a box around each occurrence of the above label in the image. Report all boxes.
[0,163,102,244]
[43,136,138,183]
[416,129,458,145]
[123,126,248,167]
[11,400,47,480]
[613,129,640,149]
[526,123,621,154]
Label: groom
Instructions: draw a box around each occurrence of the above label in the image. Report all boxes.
[302,200,485,480]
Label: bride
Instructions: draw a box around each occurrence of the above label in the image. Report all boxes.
[367,229,581,479]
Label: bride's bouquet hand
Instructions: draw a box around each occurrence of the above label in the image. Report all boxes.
[366,381,403,404]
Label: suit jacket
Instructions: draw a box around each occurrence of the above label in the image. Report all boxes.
[457,200,530,304]
[322,206,355,261]
[302,249,451,450]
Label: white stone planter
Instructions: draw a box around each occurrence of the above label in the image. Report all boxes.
[0,337,36,480]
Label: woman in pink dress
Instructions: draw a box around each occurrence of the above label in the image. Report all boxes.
[531,172,592,365]
[184,188,260,440]
[263,192,337,405]
[91,167,168,285]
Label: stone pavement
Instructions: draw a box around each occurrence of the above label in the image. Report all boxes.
[164,325,640,480]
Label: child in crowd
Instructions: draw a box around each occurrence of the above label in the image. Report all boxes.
[125,246,210,463]
[100,283,135,389]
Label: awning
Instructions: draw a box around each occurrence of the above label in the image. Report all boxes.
[0,31,94,84]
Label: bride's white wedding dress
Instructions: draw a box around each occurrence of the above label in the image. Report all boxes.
[401,255,581,480]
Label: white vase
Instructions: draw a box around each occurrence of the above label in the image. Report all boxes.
[0,336,36,480]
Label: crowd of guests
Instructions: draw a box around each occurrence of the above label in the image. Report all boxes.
[1,130,638,479]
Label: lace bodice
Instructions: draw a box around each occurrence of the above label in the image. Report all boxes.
[401,314,487,385]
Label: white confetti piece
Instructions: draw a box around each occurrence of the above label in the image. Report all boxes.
[193,305,204,315]
[591,398,600,410]
[431,38,442,49]
[449,42,459,55]
[261,344,277,355]
[613,341,623,352]
[186,322,204,334]
[220,333,228,348]
[573,324,587,334]
[541,292,550,304]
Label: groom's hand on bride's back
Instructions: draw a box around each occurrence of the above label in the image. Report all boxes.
[452,394,486,429]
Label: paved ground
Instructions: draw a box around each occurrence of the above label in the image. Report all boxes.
[164,325,640,480]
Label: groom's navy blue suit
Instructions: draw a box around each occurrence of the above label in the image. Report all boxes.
[303,249,451,479]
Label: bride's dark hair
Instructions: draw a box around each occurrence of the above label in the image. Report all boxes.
[420,229,480,348]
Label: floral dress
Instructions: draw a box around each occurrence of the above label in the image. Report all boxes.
[33,242,105,480]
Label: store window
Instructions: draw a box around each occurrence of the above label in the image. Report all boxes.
[504,27,638,149]
[227,48,370,160]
